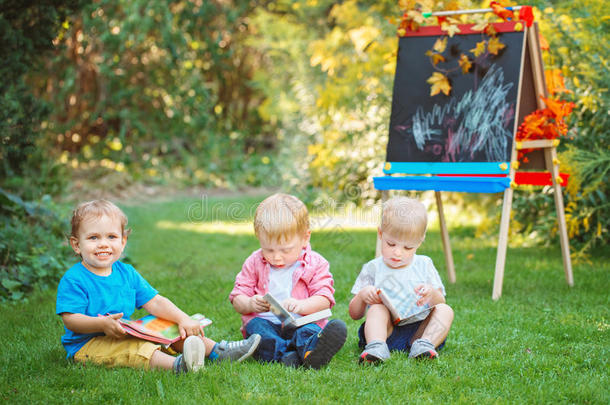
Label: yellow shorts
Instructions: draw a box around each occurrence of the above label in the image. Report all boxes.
[74,336,161,369]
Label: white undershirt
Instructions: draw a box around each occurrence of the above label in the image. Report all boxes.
[258,261,299,324]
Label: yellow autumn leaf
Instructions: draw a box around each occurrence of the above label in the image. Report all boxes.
[472,21,488,32]
[427,72,451,96]
[487,37,506,55]
[407,10,425,24]
[432,53,445,65]
[470,40,486,57]
[441,21,461,37]
[458,54,472,73]
[425,50,445,66]
[433,37,447,53]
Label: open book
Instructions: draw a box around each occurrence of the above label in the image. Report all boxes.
[377,288,435,326]
[263,293,332,327]
[117,313,212,345]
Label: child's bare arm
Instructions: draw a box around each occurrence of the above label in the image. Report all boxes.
[142,295,202,338]
[282,295,330,315]
[61,312,127,338]
[232,294,270,314]
[348,286,381,320]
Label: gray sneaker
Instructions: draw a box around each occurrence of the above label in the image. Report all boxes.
[181,335,205,373]
[359,340,390,364]
[216,334,261,362]
[408,338,438,359]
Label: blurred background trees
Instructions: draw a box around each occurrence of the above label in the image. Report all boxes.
[1,0,607,300]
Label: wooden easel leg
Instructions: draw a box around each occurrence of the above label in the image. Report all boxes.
[544,147,574,286]
[435,191,456,283]
[375,190,390,257]
[493,188,514,300]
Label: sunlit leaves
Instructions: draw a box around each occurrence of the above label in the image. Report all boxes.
[348,26,381,53]
[427,72,451,96]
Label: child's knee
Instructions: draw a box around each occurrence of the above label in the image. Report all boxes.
[367,303,390,317]
[436,303,453,315]
[434,303,454,323]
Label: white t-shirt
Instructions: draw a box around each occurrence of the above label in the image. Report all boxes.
[258,261,300,324]
[350,255,445,324]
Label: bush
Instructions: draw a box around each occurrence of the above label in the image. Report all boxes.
[510,0,610,257]
[0,189,73,301]
[1,1,89,301]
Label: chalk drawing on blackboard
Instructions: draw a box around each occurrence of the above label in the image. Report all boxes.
[394,65,515,162]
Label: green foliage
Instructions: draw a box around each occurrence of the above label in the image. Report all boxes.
[511,0,610,255]
[247,0,400,204]
[0,188,72,301]
[37,0,276,188]
[0,1,89,301]
[0,0,87,199]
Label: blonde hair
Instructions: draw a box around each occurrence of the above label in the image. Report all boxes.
[70,200,131,238]
[380,196,427,243]
[254,193,309,243]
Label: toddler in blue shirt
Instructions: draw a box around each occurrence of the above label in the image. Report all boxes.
[56,199,260,372]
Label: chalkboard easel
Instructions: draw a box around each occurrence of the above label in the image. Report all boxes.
[374,21,574,299]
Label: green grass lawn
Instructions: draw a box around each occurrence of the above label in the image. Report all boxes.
[1,195,608,404]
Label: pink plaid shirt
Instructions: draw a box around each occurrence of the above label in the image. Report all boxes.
[229,243,335,335]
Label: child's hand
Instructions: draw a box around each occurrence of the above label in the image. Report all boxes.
[101,313,127,338]
[415,284,434,306]
[358,286,382,305]
[178,317,204,339]
[282,298,305,314]
[250,295,270,313]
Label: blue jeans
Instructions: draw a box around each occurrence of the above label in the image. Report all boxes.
[245,317,321,362]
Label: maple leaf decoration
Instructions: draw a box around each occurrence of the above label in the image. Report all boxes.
[426,38,447,66]
[490,1,514,22]
[427,72,451,96]
[433,37,447,53]
[426,50,445,66]
[471,41,486,57]
[458,54,472,73]
[441,21,461,37]
[516,96,574,162]
[487,37,505,55]
[518,6,535,27]
[398,10,425,35]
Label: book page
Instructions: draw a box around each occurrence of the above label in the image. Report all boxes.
[379,280,432,323]
[263,293,294,324]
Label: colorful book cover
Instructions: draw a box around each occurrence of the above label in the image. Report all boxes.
[118,313,212,345]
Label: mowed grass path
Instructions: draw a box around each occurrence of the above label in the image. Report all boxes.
[0,195,608,404]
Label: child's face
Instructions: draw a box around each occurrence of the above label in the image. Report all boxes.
[70,214,127,275]
[378,230,422,269]
[259,232,310,269]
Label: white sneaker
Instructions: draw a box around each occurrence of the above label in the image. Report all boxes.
[182,336,205,372]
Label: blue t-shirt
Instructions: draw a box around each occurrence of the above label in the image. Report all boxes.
[55,261,158,358]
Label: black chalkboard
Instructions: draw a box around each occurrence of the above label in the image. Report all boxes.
[387,27,527,165]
